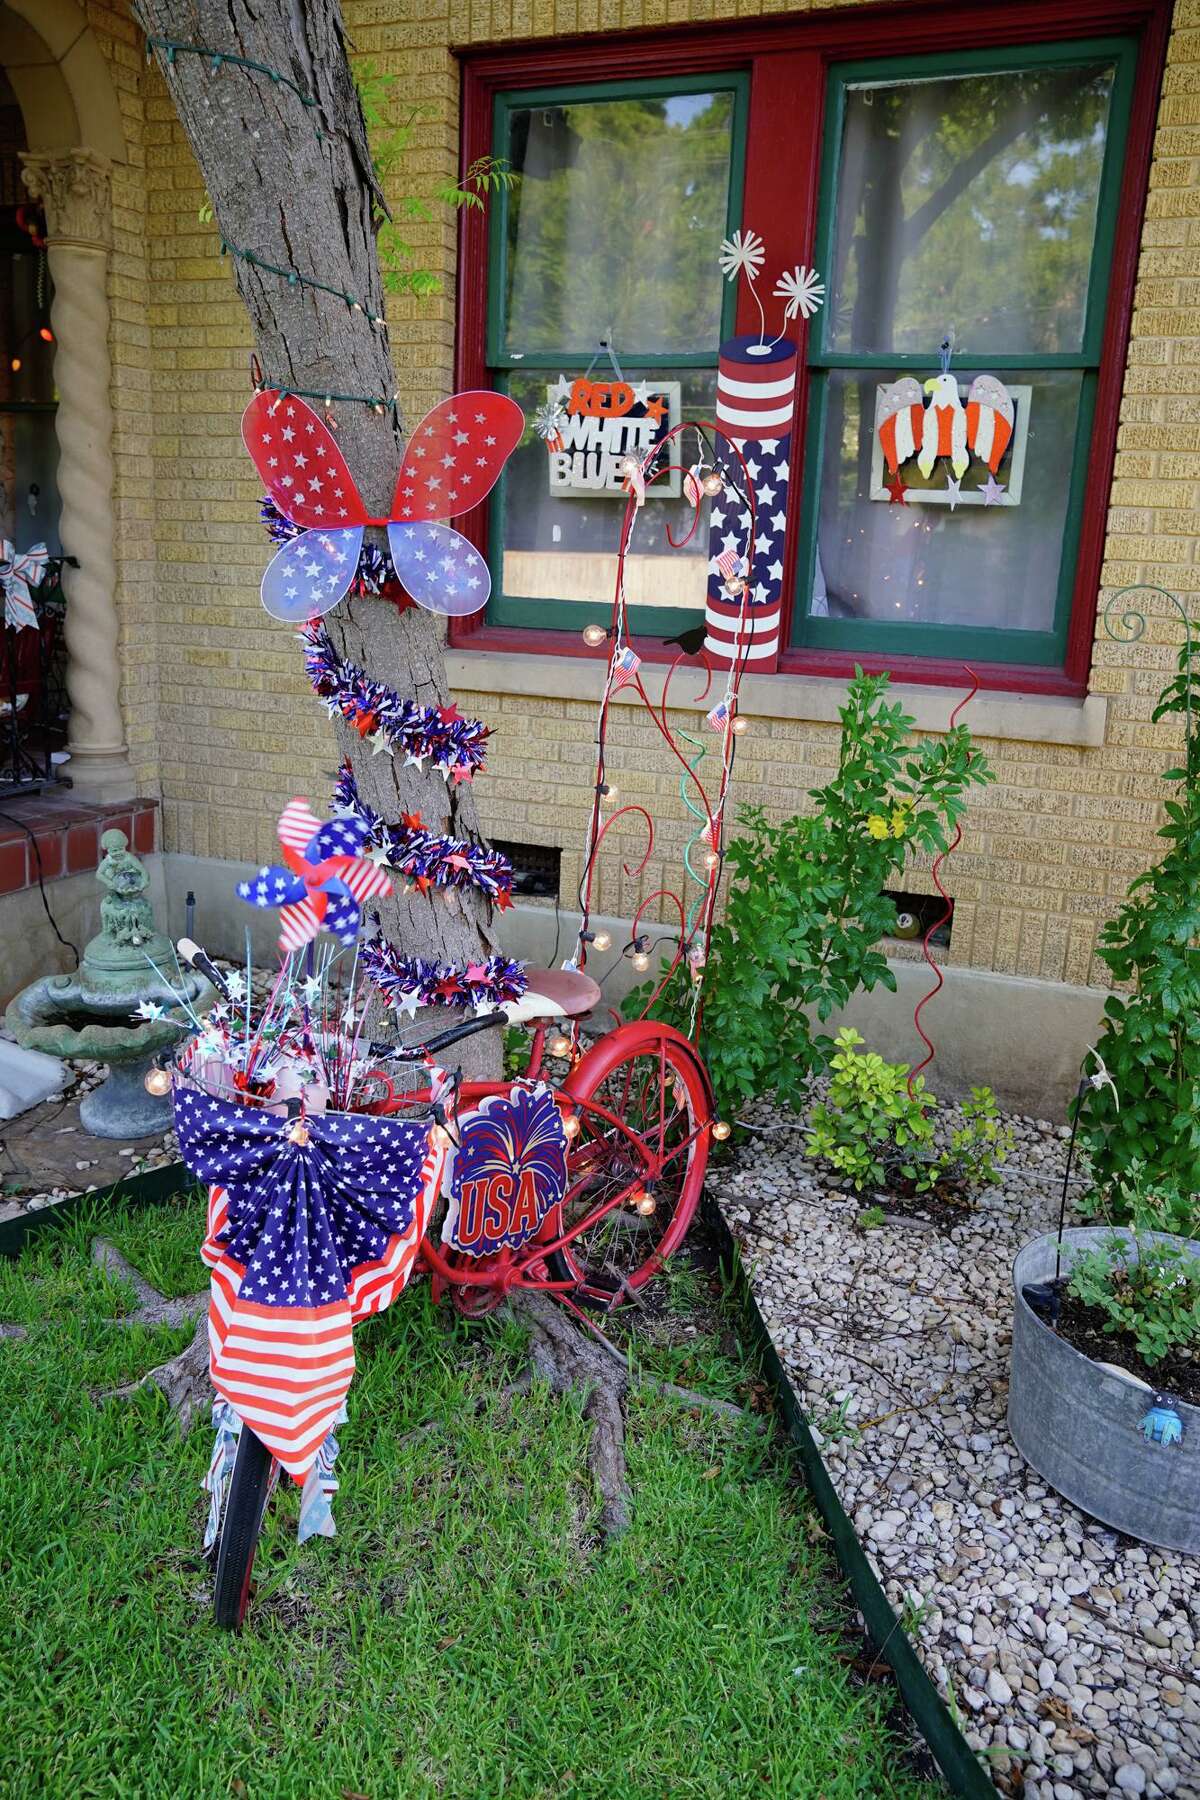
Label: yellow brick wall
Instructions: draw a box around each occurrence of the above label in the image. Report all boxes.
[68,1,1200,984]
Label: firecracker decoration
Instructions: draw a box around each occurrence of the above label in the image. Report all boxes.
[361,939,527,1015]
[300,620,492,779]
[236,798,394,952]
[331,762,514,908]
[240,387,523,620]
[704,231,824,671]
[875,337,1015,498]
[1,539,49,631]
[260,497,411,604]
[704,334,798,670]
[533,399,567,454]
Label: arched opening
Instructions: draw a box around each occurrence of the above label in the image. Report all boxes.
[0,0,131,800]
[0,63,67,789]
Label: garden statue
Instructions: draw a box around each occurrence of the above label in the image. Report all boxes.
[4,829,213,1138]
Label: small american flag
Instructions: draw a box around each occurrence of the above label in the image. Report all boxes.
[706,700,730,732]
[610,645,642,692]
[716,548,744,587]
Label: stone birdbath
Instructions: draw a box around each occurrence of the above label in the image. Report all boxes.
[5,829,214,1138]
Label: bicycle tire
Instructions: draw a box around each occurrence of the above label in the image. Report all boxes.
[546,1022,712,1307]
[212,1425,274,1631]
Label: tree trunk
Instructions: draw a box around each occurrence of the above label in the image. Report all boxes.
[142,0,501,1076]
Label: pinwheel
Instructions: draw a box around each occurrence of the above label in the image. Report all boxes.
[236,798,393,951]
[240,388,524,621]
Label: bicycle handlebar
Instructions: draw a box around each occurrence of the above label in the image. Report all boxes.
[366,1008,509,1064]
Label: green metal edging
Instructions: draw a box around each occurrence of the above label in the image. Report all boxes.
[0,1159,190,1259]
[702,1191,998,1800]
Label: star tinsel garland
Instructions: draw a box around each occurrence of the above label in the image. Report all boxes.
[300,620,492,780]
[261,498,408,603]
[332,762,514,908]
[361,938,527,1014]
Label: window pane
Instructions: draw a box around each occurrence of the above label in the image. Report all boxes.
[502,91,736,358]
[825,62,1115,356]
[496,367,716,616]
[809,368,1083,635]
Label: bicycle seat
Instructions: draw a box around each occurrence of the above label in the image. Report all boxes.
[503,966,602,1026]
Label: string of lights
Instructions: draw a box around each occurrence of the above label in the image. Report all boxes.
[132,12,324,124]
[220,240,387,331]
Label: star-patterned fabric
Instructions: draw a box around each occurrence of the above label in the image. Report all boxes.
[176,1079,444,1481]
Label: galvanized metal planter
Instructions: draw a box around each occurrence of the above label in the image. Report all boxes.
[1009,1227,1200,1554]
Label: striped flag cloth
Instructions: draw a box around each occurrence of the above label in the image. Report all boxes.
[180,1080,445,1482]
[610,644,642,692]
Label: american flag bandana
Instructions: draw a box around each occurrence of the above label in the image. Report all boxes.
[177,1079,445,1481]
[610,645,642,692]
[237,798,393,953]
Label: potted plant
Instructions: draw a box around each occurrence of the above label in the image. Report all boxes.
[1009,1182,1200,1552]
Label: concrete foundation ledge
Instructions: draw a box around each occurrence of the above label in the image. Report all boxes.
[151,856,1105,1122]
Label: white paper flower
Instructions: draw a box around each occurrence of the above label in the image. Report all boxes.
[773,265,826,321]
[717,229,766,285]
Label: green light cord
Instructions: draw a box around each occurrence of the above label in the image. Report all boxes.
[134,14,324,127]
[220,240,386,329]
[258,381,399,417]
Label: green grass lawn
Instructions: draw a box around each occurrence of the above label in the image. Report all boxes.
[0,1188,942,1800]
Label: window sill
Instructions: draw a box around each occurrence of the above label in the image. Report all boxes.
[446,648,1108,748]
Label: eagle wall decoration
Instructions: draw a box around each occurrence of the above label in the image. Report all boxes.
[875,370,1016,506]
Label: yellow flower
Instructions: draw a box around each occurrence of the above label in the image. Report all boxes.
[890,806,912,838]
[866,814,890,840]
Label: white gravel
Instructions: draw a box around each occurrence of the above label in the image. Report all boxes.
[719,1101,1200,1800]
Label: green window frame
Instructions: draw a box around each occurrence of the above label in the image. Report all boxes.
[484,72,749,637]
[792,38,1138,669]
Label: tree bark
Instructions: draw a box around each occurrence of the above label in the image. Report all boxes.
[142,0,500,1076]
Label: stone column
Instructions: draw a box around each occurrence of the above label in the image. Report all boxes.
[20,148,134,801]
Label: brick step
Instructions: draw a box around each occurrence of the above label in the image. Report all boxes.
[0,795,159,895]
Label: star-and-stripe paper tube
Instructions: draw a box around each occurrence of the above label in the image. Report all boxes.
[704,335,798,671]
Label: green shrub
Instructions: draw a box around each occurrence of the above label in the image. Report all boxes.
[805,1028,937,1192]
[941,1085,1015,1191]
[1082,647,1200,1197]
[624,670,992,1122]
[804,1032,1011,1199]
[1079,1160,1196,1242]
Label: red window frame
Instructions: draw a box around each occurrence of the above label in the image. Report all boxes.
[452,0,1171,697]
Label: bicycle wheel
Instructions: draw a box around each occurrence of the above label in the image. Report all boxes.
[546,1022,712,1307]
[212,1425,275,1631]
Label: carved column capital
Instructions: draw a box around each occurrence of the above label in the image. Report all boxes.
[20,149,113,253]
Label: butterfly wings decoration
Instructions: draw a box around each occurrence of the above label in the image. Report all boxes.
[241,389,524,621]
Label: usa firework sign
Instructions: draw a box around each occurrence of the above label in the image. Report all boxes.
[444,1085,568,1258]
[704,335,798,670]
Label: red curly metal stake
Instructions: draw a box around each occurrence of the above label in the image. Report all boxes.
[907,667,980,1098]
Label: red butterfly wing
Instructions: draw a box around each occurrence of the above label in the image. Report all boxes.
[390,391,524,523]
[241,389,369,529]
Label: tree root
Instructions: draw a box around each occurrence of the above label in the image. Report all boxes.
[91,1238,211,1433]
[515,1291,632,1538]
